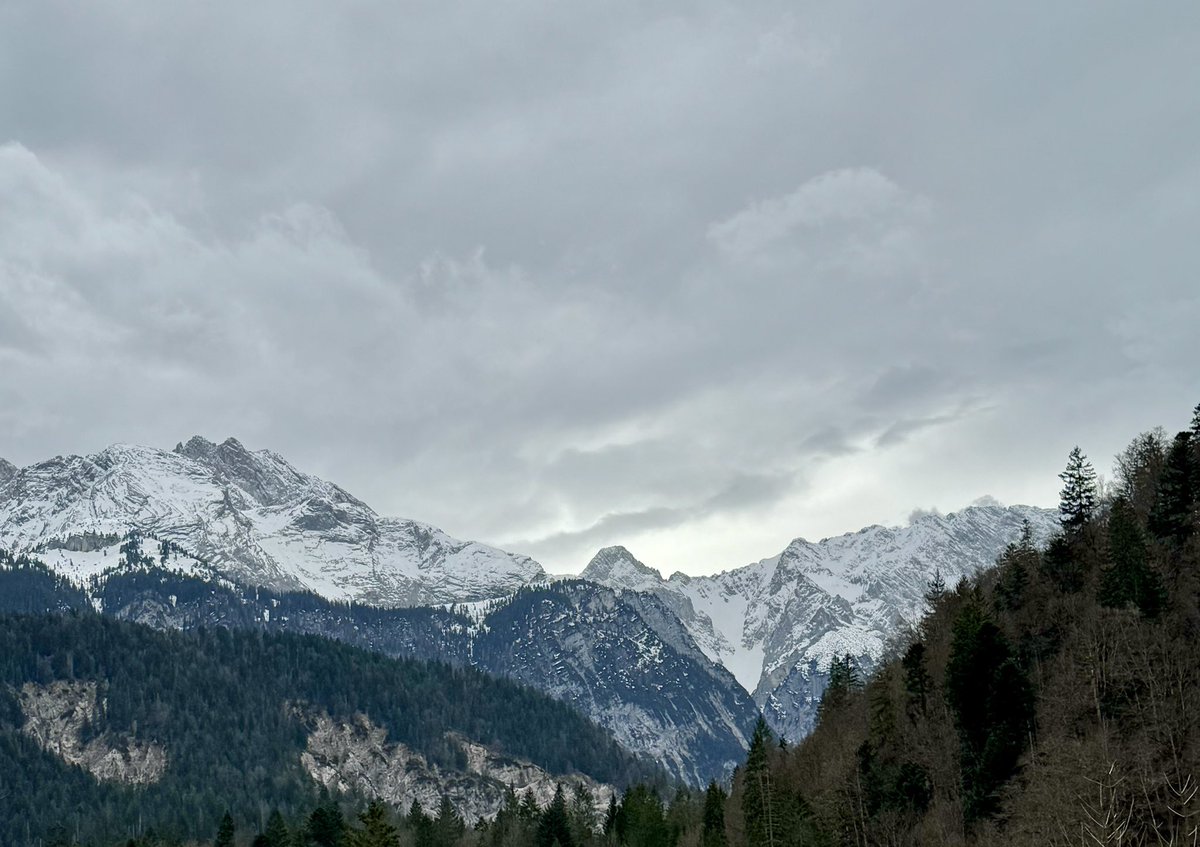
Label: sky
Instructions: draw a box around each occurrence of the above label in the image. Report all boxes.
[1,2,1198,576]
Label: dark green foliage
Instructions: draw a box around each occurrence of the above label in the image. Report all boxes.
[944,601,1032,824]
[349,801,400,847]
[0,613,657,847]
[701,782,727,847]
[817,655,859,722]
[534,786,572,847]
[900,643,929,718]
[214,812,236,847]
[434,797,466,847]
[263,809,291,847]
[613,785,672,847]
[1040,534,1085,593]
[1059,446,1097,538]
[307,793,347,847]
[1150,431,1196,547]
[741,717,776,847]
[1099,497,1166,616]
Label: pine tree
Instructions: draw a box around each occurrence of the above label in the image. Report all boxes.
[536,785,574,847]
[214,812,236,847]
[945,601,1032,824]
[743,716,776,847]
[924,569,946,606]
[1150,432,1196,547]
[1100,497,1166,617]
[350,801,400,847]
[568,783,597,845]
[307,793,346,847]
[263,809,290,847]
[1059,446,1098,538]
[818,654,860,722]
[435,795,465,847]
[700,782,727,847]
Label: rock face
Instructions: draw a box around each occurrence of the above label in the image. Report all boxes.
[81,562,757,786]
[580,504,1060,740]
[300,711,613,823]
[470,582,759,785]
[17,680,167,785]
[0,459,16,487]
[0,438,543,606]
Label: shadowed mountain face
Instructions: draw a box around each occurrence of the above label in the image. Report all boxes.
[0,436,1057,763]
[0,437,543,606]
[580,503,1059,740]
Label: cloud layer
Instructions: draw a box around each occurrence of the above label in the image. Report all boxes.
[1,2,1198,573]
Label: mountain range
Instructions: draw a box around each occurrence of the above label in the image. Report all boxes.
[0,437,1057,775]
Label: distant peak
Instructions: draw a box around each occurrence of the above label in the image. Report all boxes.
[175,435,218,460]
[0,457,16,483]
[581,546,664,585]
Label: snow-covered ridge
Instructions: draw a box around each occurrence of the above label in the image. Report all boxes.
[0,437,544,607]
[580,503,1060,740]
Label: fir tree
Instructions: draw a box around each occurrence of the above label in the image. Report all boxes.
[743,716,776,847]
[435,795,465,847]
[701,782,727,847]
[307,793,346,847]
[1150,431,1196,547]
[535,785,574,847]
[1059,446,1098,538]
[1100,497,1166,617]
[568,783,597,845]
[214,812,236,847]
[263,809,290,847]
[945,601,1032,824]
[350,801,400,847]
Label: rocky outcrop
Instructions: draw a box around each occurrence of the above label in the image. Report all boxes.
[298,711,612,822]
[17,680,167,785]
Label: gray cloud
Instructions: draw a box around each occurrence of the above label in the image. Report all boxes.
[1,2,1198,574]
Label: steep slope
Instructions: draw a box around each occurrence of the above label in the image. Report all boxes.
[0,438,543,606]
[0,550,757,786]
[580,504,1060,739]
[471,582,759,785]
[0,612,659,847]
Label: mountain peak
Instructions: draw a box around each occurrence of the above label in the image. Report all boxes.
[174,435,219,461]
[0,458,16,485]
[581,546,665,591]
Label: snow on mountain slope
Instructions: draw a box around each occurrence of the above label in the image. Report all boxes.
[580,503,1060,740]
[0,437,544,606]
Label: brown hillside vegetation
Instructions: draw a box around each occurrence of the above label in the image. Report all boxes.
[716,403,1200,846]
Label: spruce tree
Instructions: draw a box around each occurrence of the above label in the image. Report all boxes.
[945,601,1032,824]
[263,809,290,847]
[350,801,400,847]
[1100,497,1166,616]
[536,785,574,847]
[434,795,465,847]
[1150,432,1196,547]
[214,812,236,847]
[701,782,727,847]
[1059,446,1098,538]
[307,796,346,847]
[743,716,776,847]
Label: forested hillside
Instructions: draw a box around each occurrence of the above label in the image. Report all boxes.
[0,613,662,847]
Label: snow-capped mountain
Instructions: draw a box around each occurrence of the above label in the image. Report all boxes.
[580,503,1059,740]
[0,437,543,606]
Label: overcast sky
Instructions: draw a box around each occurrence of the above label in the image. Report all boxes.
[1,2,1198,575]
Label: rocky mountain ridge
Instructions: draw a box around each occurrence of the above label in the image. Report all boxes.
[579,503,1060,739]
[0,438,543,607]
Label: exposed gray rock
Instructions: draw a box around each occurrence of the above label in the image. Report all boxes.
[298,710,613,823]
[18,680,167,785]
